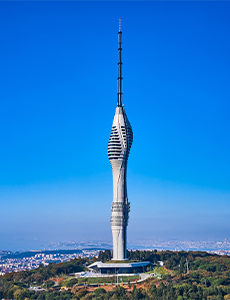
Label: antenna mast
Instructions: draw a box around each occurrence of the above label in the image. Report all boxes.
[118,18,123,107]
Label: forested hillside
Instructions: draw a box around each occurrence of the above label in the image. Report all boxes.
[0,250,230,299]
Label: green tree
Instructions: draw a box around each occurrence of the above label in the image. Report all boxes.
[93,287,107,296]
[98,250,112,262]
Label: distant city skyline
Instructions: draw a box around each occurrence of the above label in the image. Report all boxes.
[0,1,230,250]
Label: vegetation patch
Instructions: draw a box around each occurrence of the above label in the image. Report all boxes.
[62,275,140,285]
[1,250,230,299]
[105,260,137,264]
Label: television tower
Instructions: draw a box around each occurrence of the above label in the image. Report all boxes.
[108,20,133,260]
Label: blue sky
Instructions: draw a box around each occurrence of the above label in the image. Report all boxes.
[0,1,230,250]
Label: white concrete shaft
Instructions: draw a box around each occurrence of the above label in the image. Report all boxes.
[108,106,133,260]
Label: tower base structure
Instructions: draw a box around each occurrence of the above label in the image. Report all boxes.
[88,261,152,274]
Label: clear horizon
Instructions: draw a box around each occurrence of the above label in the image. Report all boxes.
[0,1,230,251]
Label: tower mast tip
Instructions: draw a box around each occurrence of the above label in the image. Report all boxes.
[117,19,122,107]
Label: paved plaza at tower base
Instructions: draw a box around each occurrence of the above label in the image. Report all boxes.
[88,261,152,274]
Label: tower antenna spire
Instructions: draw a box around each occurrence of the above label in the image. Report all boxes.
[118,18,122,107]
